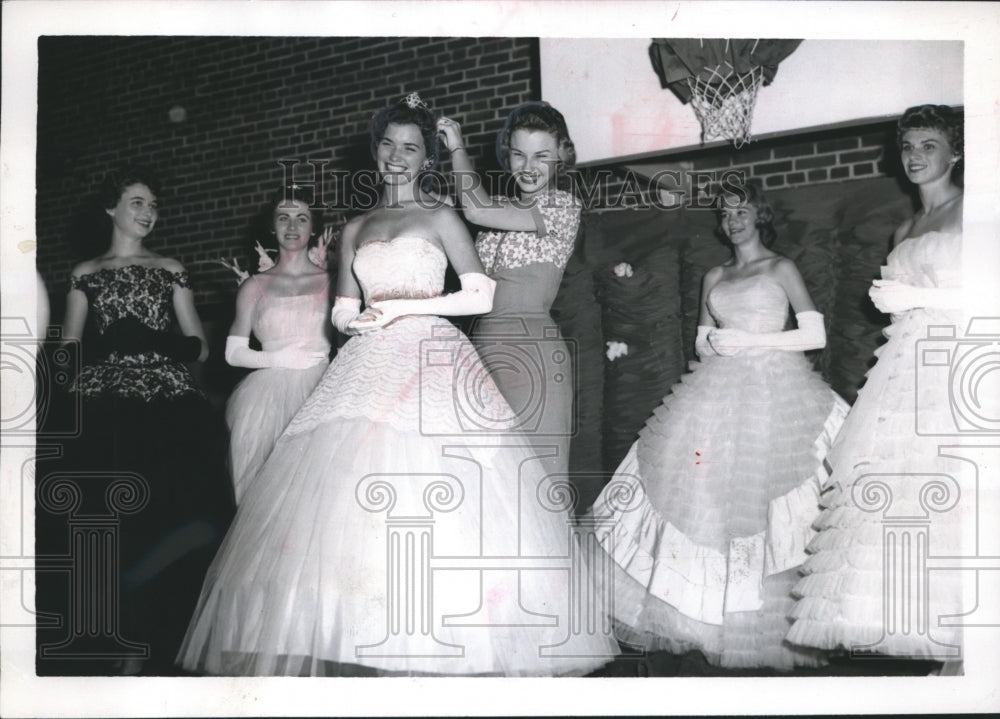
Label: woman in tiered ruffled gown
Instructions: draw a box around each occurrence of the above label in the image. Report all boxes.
[223,187,332,504]
[587,182,848,670]
[178,94,617,676]
[38,167,234,675]
[787,105,966,670]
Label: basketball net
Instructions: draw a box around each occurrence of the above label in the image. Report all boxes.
[687,64,764,148]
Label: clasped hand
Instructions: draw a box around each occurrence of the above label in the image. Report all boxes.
[869,279,924,314]
[346,299,414,332]
[271,344,328,370]
[706,327,758,357]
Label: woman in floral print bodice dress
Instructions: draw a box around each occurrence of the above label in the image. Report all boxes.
[438,103,581,480]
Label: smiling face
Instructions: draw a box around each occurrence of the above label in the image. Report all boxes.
[106,182,158,240]
[508,128,560,198]
[901,127,960,186]
[273,199,313,253]
[719,197,761,246]
[376,122,428,185]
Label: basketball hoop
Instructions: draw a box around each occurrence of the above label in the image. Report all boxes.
[649,38,802,148]
[688,64,764,148]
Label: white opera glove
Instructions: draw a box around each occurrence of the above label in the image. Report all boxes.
[224,335,327,370]
[331,296,365,336]
[349,272,496,332]
[708,311,826,356]
[695,325,718,359]
[870,279,962,315]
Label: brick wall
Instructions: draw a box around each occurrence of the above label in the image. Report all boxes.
[36,36,539,315]
[685,124,897,190]
[587,120,902,207]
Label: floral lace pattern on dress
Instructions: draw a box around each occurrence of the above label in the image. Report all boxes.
[475,189,581,274]
[70,265,202,402]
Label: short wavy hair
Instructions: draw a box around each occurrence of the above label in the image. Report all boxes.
[897,104,963,179]
[101,165,162,210]
[369,96,440,172]
[495,102,576,178]
[716,180,778,249]
[257,184,325,254]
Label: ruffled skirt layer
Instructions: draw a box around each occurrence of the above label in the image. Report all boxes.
[590,350,848,669]
[788,309,969,660]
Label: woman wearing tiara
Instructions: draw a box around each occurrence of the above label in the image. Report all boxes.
[587,182,848,670]
[38,166,234,675]
[437,104,580,480]
[222,186,332,504]
[178,94,617,677]
[787,105,966,670]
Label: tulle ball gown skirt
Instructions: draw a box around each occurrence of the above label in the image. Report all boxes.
[178,316,618,676]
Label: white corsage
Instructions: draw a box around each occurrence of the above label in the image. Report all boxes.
[218,257,250,286]
[605,341,629,361]
[254,241,276,272]
[613,262,634,278]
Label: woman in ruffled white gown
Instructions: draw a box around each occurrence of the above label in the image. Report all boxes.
[223,187,332,504]
[787,105,966,667]
[588,183,848,670]
[178,94,617,677]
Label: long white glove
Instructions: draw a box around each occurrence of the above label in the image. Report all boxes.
[708,311,826,356]
[331,296,364,336]
[225,335,327,370]
[870,279,962,314]
[695,325,718,359]
[349,272,496,332]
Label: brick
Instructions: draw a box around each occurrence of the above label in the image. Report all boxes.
[839,148,883,163]
[764,175,785,188]
[752,160,793,175]
[772,142,817,159]
[795,154,837,170]
[785,172,806,184]
[852,162,875,176]
[830,166,851,180]
[817,136,859,153]
[807,169,828,182]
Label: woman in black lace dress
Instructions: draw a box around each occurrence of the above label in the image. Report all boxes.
[36,167,234,675]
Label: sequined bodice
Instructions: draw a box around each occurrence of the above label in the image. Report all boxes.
[881,231,961,288]
[252,283,331,353]
[353,236,447,303]
[707,274,789,333]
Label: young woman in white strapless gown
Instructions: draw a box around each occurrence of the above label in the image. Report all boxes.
[223,187,332,504]
[178,95,617,677]
[788,105,967,669]
[588,182,848,670]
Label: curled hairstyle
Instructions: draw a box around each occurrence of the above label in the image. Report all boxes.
[101,165,162,209]
[257,184,324,254]
[495,102,576,179]
[716,180,778,249]
[369,95,440,172]
[897,104,963,178]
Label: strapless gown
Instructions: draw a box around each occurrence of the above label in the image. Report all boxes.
[788,232,968,660]
[225,280,330,504]
[178,236,618,676]
[588,273,848,669]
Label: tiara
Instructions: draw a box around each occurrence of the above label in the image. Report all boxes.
[403,92,432,111]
